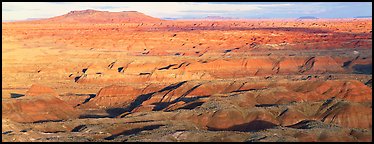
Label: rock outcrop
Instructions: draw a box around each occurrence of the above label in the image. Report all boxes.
[2,85,81,123]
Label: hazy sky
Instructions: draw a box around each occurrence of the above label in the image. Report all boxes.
[2,2,372,21]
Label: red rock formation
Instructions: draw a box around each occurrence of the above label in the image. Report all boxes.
[29,9,162,24]
[2,85,80,123]
[206,108,246,130]
[316,101,372,129]
[25,84,58,97]
[278,108,309,126]
[2,10,372,142]
[82,85,143,109]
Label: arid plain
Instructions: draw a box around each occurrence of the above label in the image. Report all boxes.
[2,10,372,142]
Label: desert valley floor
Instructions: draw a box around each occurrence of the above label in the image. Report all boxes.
[1,10,372,142]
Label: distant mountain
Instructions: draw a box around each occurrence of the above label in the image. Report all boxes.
[21,9,163,23]
[25,18,45,21]
[354,16,372,18]
[162,17,178,20]
[3,18,45,23]
[203,16,235,20]
[2,20,17,22]
[298,16,319,19]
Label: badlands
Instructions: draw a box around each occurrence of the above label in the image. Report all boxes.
[2,10,372,142]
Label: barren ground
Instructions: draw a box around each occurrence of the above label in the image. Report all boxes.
[2,10,372,142]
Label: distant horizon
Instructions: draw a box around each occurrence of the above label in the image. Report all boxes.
[2,2,372,21]
[3,13,372,22]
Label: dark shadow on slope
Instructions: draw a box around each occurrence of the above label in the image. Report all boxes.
[2,131,13,135]
[32,120,64,123]
[74,93,96,107]
[176,95,209,103]
[223,48,240,54]
[207,120,277,132]
[286,120,339,129]
[106,108,128,118]
[352,64,372,74]
[102,81,189,118]
[153,83,201,111]
[10,93,25,98]
[42,131,66,134]
[158,64,177,70]
[231,88,267,93]
[365,79,372,87]
[118,67,124,73]
[342,60,352,68]
[174,101,205,110]
[173,62,189,70]
[158,81,188,93]
[122,92,156,114]
[299,57,315,73]
[224,49,232,53]
[79,115,109,119]
[152,102,170,111]
[82,68,88,73]
[104,124,165,140]
[105,81,193,117]
[81,94,97,104]
[255,104,279,107]
[108,61,116,69]
[71,125,88,132]
[171,84,202,103]
[139,72,151,75]
[74,76,82,82]
[127,120,155,124]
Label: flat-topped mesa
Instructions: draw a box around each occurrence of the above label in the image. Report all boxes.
[67,9,101,15]
[29,9,163,23]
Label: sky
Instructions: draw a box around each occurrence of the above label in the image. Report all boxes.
[2,2,372,21]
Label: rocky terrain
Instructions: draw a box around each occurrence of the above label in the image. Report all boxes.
[2,10,372,142]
